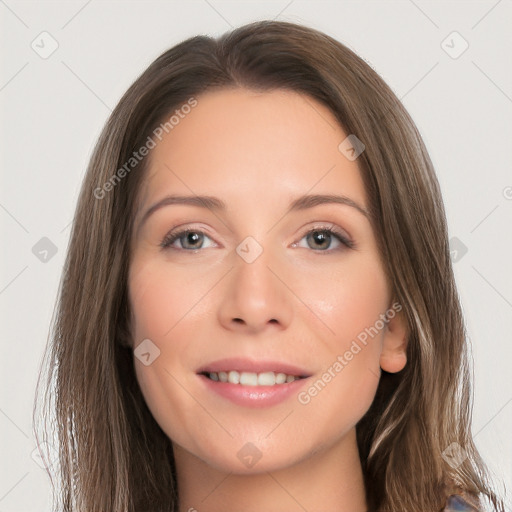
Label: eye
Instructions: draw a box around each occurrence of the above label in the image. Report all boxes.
[160,224,354,252]
[160,229,215,251]
[293,224,354,252]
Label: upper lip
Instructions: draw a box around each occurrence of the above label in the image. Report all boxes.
[196,357,312,378]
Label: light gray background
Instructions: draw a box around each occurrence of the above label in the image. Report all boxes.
[1,1,511,510]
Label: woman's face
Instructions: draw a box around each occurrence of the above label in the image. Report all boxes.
[128,87,406,473]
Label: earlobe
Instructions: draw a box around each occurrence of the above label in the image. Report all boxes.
[380,306,408,374]
[380,351,407,373]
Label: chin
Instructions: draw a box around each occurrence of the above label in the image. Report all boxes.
[187,434,314,475]
[203,451,301,475]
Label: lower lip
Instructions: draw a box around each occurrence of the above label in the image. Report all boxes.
[197,374,309,408]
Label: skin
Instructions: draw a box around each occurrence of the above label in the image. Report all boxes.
[128,87,408,511]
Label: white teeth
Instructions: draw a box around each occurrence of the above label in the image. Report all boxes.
[275,372,286,384]
[257,372,275,386]
[205,370,302,386]
[239,372,258,386]
[228,370,240,384]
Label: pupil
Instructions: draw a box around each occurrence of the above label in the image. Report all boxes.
[185,232,201,248]
[311,231,329,249]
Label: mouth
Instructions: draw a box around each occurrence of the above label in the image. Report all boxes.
[195,357,312,407]
[199,370,307,386]
[196,357,311,384]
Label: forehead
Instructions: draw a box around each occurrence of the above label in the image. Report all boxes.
[136,87,367,217]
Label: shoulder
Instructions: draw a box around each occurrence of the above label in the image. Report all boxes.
[442,492,481,511]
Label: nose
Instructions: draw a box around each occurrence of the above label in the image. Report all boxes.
[217,241,294,334]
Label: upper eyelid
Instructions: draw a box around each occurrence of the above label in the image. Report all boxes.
[163,223,350,240]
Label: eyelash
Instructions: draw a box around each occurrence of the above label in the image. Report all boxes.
[159,224,355,253]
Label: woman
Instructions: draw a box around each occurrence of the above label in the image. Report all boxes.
[33,19,506,512]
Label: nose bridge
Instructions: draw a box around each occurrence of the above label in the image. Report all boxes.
[217,234,293,331]
[233,234,279,301]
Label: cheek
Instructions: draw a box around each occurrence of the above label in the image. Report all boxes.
[301,254,390,352]
[296,358,380,450]
[129,260,205,452]
[128,257,218,448]
[279,262,387,427]
[294,257,388,412]
[133,358,209,459]
[128,257,206,343]
[130,276,172,342]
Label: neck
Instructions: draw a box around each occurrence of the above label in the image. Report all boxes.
[175,427,367,512]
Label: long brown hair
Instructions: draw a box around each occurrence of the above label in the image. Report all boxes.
[33,19,506,512]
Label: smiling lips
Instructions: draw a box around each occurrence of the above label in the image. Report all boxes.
[197,357,311,382]
[203,370,303,386]
[196,357,312,405]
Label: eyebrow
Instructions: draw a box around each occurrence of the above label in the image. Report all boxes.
[137,193,369,232]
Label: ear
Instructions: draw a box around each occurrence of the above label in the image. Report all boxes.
[380,304,408,373]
